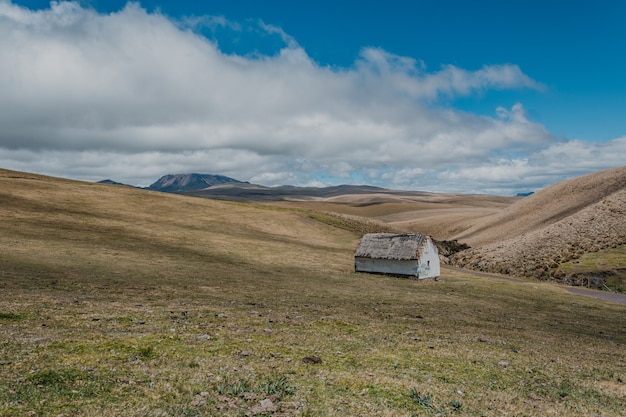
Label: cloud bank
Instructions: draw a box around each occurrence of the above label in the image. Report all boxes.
[0,1,623,193]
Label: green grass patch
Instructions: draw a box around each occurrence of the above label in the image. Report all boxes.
[2,368,114,416]
[556,244,626,291]
[0,312,22,321]
[306,210,395,234]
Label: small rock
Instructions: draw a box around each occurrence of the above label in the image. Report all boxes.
[302,356,322,364]
[247,398,276,416]
[242,392,261,401]
[190,391,210,407]
[0,361,12,366]
[216,313,228,318]
[237,350,252,357]
[498,361,510,367]
[559,392,568,398]
[197,334,211,341]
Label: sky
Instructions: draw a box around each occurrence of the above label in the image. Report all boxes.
[1,0,625,194]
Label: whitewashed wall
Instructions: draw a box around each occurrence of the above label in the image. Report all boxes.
[355,258,420,277]
[416,238,440,279]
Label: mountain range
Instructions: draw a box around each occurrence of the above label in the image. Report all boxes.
[99,173,243,192]
[100,173,435,200]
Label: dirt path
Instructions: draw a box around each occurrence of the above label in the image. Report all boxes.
[442,266,626,305]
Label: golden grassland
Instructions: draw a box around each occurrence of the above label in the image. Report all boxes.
[263,194,517,240]
[1,169,625,416]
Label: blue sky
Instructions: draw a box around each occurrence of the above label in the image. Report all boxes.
[1,0,625,194]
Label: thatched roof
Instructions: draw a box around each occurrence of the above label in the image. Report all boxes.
[355,233,427,260]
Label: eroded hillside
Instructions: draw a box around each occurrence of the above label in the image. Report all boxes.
[451,166,626,287]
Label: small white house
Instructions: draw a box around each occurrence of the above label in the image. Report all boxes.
[354,233,440,280]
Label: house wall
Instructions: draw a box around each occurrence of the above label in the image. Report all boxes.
[416,238,440,279]
[355,257,419,277]
[354,237,441,280]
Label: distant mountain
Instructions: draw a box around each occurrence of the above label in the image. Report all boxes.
[147,173,243,193]
[516,191,534,197]
[98,179,135,187]
[184,183,431,202]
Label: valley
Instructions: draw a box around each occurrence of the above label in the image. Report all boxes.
[0,168,625,416]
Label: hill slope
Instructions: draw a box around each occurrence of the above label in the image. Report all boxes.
[454,165,626,246]
[451,165,626,285]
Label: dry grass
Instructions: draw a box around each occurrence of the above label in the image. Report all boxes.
[266,194,516,241]
[1,169,625,416]
[454,166,626,247]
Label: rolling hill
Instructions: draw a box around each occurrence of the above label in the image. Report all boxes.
[1,167,625,416]
[104,166,626,290]
[200,166,625,290]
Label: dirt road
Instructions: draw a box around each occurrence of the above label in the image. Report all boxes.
[443,265,626,305]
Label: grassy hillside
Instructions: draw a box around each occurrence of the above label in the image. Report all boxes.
[454,165,626,247]
[267,194,517,241]
[1,169,625,416]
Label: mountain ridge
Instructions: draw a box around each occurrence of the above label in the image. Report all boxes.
[102,173,441,201]
[146,173,243,193]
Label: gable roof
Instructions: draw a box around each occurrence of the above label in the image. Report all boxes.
[355,233,428,260]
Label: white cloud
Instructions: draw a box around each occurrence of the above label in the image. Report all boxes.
[181,14,240,33]
[435,136,626,194]
[0,1,621,194]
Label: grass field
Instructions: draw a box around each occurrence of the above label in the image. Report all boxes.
[1,170,625,416]
[555,245,626,292]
